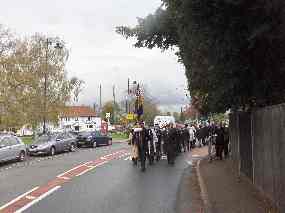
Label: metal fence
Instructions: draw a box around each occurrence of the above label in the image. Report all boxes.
[229,104,285,211]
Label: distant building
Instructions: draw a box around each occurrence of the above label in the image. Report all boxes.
[59,106,101,132]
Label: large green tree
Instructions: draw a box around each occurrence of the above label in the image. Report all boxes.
[117,0,285,114]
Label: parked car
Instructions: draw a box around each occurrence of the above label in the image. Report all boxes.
[0,134,26,163]
[27,132,77,156]
[77,131,112,148]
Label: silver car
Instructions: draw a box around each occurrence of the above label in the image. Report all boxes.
[27,132,77,156]
[0,135,26,162]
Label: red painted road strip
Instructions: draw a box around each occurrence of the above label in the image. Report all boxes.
[0,148,129,213]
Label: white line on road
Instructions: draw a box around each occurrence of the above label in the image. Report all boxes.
[56,164,85,178]
[83,161,93,166]
[118,152,130,159]
[124,156,131,161]
[57,176,71,180]
[0,187,39,210]
[14,185,61,213]
[75,167,94,177]
[25,195,36,200]
[94,161,107,168]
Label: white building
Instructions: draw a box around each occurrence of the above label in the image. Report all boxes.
[59,106,101,132]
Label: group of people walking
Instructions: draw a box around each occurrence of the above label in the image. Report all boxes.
[128,121,193,172]
[128,120,229,172]
[190,122,230,161]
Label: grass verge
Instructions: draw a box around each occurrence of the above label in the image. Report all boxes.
[111,132,128,140]
[20,136,33,145]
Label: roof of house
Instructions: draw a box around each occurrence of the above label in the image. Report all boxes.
[61,106,96,118]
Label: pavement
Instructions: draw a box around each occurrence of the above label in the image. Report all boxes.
[194,146,278,213]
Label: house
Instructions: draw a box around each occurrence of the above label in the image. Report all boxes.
[59,106,101,132]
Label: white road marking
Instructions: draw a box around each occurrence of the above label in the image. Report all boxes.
[94,161,107,168]
[57,164,85,178]
[0,187,39,210]
[57,176,71,180]
[192,154,200,157]
[25,195,36,200]
[75,167,94,177]
[83,161,93,166]
[15,186,61,213]
[118,152,130,159]
[124,156,131,161]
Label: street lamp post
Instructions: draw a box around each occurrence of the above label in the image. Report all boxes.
[42,38,63,134]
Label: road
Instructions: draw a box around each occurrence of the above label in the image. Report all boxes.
[0,142,196,213]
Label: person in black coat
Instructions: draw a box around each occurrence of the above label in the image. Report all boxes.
[138,121,150,172]
[183,124,190,152]
[215,124,225,160]
[166,123,176,165]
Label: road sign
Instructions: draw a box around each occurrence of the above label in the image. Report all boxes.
[126,113,135,120]
[106,113,111,119]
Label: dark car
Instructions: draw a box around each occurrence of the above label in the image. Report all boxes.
[27,132,77,156]
[77,131,112,148]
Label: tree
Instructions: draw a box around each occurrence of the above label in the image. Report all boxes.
[101,101,121,124]
[0,26,83,131]
[141,97,161,125]
[172,112,179,122]
[70,77,85,103]
[116,0,285,114]
[179,111,185,123]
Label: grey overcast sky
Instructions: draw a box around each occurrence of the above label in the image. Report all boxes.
[0,0,188,112]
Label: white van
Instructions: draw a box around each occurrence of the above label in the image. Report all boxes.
[153,116,176,128]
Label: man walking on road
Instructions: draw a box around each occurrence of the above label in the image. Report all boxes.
[154,124,162,161]
[138,121,149,172]
[166,123,176,165]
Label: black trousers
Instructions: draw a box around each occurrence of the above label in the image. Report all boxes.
[186,140,190,151]
[166,145,175,164]
[156,142,161,161]
[224,142,229,158]
[216,144,224,160]
[138,146,146,170]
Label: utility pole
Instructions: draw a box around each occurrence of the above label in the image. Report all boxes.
[43,38,49,134]
[126,78,130,113]
[113,85,116,124]
[99,84,102,114]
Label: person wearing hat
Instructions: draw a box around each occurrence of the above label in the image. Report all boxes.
[137,121,149,172]
[154,124,162,161]
[129,128,139,165]
[165,122,176,165]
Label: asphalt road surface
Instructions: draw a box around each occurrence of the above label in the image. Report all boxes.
[0,142,194,213]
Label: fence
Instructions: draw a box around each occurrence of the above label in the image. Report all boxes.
[229,104,285,211]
